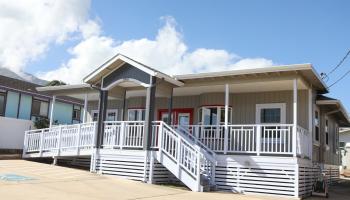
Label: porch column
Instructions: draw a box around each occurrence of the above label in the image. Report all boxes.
[292,78,298,157]
[167,88,173,125]
[122,90,127,121]
[224,84,229,154]
[82,93,88,123]
[49,95,56,128]
[144,76,156,150]
[96,90,108,148]
[308,86,313,160]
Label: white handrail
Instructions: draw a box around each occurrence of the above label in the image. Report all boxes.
[156,121,216,187]
[23,122,97,155]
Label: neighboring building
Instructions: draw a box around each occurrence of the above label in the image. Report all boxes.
[0,75,83,151]
[23,54,350,198]
[340,128,350,176]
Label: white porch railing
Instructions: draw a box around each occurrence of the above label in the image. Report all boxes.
[23,122,97,156]
[23,121,311,159]
[180,124,311,157]
[103,121,145,149]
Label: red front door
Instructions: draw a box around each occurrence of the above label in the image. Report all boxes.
[158,108,193,126]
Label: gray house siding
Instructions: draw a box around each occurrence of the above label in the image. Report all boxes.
[86,90,309,129]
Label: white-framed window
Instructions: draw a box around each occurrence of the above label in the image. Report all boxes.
[325,116,329,148]
[128,109,145,121]
[334,123,339,154]
[198,106,232,125]
[255,103,286,124]
[91,109,118,122]
[314,107,320,145]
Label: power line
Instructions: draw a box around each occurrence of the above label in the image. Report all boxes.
[328,67,350,88]
[326,49,350,78]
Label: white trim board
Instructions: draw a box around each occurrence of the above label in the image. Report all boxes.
[255,103,286,124]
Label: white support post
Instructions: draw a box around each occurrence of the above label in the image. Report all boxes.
[293,78,298,157]
[82,93,88,123]
[294,163,299,198]
[57,125,63,157]
[49,95,56,128]
[158,122,163,149]
[224,84,229,154]
[76,124,81,155]
[196,151,202,192]
[256,125,261,156]
[148,151,154,184]
[39,129,44,157]
[120,121,125,149]
[308,87,313,160]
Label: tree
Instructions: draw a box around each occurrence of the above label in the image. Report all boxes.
[46,80,66,86]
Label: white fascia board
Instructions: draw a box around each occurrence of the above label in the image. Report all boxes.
[317,99,350,123]
[36,84,93,92]
[175,63,313,79]
[154,72,184,87]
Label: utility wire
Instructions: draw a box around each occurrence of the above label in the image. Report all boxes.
[326,49,350,78]
[328,67,350,88]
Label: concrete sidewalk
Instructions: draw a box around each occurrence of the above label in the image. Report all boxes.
[0,160,289,200]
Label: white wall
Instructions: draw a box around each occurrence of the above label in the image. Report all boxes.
[0,116,33,149]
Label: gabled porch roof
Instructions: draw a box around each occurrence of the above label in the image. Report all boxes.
[83,53,183,87]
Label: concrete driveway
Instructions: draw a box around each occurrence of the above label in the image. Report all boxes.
[2,160,350,200]
[0,160,291,200]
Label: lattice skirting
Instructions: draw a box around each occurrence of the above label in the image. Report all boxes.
[92,150,180,184]
[298,162,340,198]
[215,162,297,197]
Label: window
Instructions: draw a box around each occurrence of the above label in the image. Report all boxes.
[314,109,320,143]
[106,109,117,121]
[91,109,118,121]
[198,106,232,125]
[92,111,98,121]
[128,109,145,121]
[334,124,339,153]
[72,105,81,121]
[325,118,329,146]
[31,99,49,118]
[0,92,5,116]
[256,103,286,124]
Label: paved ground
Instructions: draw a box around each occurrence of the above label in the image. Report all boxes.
[0,160,349,200]
[307,177,350,200]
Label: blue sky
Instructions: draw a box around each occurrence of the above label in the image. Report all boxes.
[2,0,350,111]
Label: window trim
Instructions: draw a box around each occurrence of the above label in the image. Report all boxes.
[314,106,320,146]
[0,91,7,117]
[31,98,50,119]
[255,103,286,124]
[198,105,233,125]
[72,105,82,122]
[128,108,145,121]
[91,109,118,122]
[325,116,329,149]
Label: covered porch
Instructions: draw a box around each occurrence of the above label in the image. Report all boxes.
[24,58,319,159]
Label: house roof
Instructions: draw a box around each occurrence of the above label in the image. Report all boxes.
[0,74,82,105]
[175,63,328,93]
[316,95,350,127]
[83,54,183,87]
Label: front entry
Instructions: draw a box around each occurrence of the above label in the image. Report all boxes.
[158,108,193,126]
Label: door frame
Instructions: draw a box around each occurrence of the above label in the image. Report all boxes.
[158,108,194,125]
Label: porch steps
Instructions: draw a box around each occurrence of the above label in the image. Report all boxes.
[154,122,216,192]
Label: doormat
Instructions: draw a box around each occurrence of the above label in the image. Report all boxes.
[0,174,35,181]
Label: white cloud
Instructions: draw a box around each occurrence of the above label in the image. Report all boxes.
[0,0,91,73]
[38,16,274,84]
